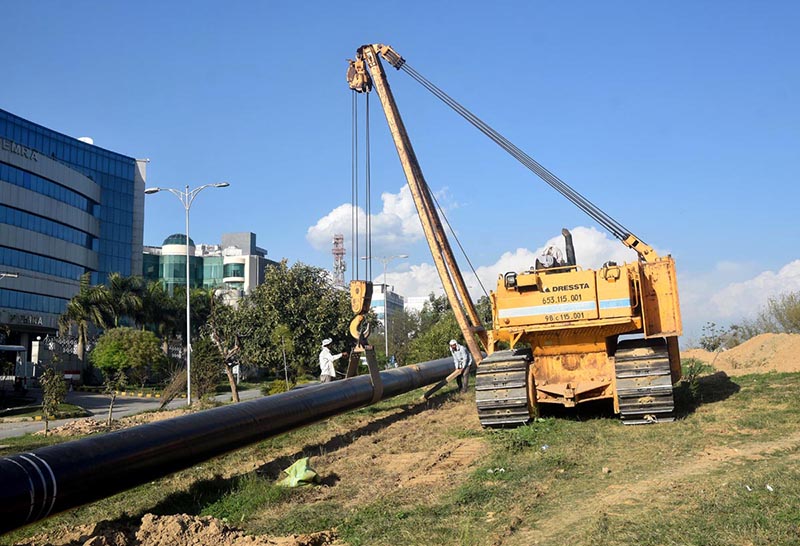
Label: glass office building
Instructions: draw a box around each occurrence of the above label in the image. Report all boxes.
[143,232,277,298]
[0,108,145,359]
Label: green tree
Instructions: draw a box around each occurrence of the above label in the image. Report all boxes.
[270,323,296,388]
[40,367,66,436]
[476,295,494,329]
[99,273,144,327]
[243,260,352,379]
[387,309,418,366]
[406,309,461,364]
[204,294,247,402]
[417,293,451,332]
[90,327,165,422]
[140,281,180,350]
[58,273,106,362]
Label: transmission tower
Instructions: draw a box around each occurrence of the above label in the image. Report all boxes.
[332,234,346,288]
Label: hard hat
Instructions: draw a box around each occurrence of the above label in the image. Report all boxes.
[322,338,332,347]
[449,339,457,346]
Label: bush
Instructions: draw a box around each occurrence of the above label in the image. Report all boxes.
[262,379,290,396]
[681,357,714,400]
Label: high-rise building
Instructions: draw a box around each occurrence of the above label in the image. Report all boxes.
[0,108,144,360]
[143,232,277,298]
[371,284,405,325]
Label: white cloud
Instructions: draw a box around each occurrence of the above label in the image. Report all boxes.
[709,260,800,318]
[306,185,425,256]
[308,194,800,344]
[676,259,800,341]
[382,226,640,301]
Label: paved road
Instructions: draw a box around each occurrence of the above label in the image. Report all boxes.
[0,387,262,440]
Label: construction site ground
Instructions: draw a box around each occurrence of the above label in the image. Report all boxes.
[4,333,800,546]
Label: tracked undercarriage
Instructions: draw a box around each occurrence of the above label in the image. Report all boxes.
[475,339,676,426]
[614,338,676,424]
[475,348,532,427]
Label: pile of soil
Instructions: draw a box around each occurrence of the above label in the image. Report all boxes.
[682,333,800,376]
[36,408,192,437]
[16,514,338,546]
[35,418,111,437]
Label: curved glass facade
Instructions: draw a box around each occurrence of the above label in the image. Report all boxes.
[0,108,144,348]
[223,263,245,278]
[0,205,97,248]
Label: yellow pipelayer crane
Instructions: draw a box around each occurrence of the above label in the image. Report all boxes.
[347,44,682,426]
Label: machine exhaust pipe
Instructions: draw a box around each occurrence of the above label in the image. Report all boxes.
[561,228,576,266]
[0,357,454,535]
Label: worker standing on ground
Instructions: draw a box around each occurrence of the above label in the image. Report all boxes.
[319,338,347,383]
[449,339,473,393]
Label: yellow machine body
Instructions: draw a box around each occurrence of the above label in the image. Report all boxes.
[490,256,682,413]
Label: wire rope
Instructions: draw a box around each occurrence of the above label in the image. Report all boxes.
[365,93,373,280]
[428,189,490,300]
[351,91,359,280]
[399,63,634,243]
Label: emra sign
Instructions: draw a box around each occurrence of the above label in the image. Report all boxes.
[1,138,38,161]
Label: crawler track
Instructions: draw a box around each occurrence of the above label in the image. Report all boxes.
[475,348,532,427]
[614,338,676,424]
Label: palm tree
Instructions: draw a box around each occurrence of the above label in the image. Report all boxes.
[141,281,179,354]
[96,273,144,328]
[58,273,105,362]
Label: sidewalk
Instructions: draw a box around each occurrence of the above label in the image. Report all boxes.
[0,387,261,440]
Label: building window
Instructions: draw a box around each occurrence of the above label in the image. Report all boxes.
[223,263,245,278]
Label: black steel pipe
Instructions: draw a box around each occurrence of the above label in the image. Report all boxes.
[0,357,454,535]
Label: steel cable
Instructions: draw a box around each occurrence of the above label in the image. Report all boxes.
[428,189,490,300]
[351,91,359,279]
[399,64,633,242]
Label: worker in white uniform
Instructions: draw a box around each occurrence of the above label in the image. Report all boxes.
[449,339,473,393]
[319,338,347,383]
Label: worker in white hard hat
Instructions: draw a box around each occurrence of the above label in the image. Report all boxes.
[448,339,473,393]
[319,338,348,383]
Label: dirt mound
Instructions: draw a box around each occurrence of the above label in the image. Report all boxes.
[682,333,800,376]
[34,418,113,437]
[120,408,190,425]
[35,408,192,437]
[15,514,338,546]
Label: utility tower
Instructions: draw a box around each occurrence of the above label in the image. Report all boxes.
[332,234,346,288]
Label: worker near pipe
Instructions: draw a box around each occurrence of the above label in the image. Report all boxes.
[449,339,473,393]
[319,338,347,382]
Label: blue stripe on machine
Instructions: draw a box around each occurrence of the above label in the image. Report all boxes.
[498,301,595,319]
[599,298,631,310]
[497,298,631,319]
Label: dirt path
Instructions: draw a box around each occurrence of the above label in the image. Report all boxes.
[509,430,800,545]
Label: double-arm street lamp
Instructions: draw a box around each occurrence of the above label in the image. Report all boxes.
[144,182,229,405]
[361,254,408,364]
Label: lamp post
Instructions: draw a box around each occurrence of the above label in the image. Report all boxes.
[0,272,19,281]
[144,182,229,405]
[361,254,408,364]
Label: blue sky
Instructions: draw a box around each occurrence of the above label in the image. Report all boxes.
[3,1,799,341]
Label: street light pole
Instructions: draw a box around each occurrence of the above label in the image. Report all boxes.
[375,255,408,364]
[145,182,229,406]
